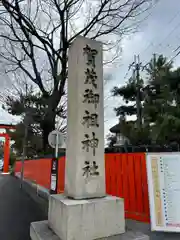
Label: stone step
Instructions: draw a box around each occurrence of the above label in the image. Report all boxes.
[30,221,150,240]
[30,221,60,240]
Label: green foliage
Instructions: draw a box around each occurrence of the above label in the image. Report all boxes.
[112,76,144,118]
[107,134,117,147]
[7,123,43,158]
[3,87,45,156]
[9,151,16,167]
[111,54,180,146]
[3,83,66,153]
[0,141,4,158]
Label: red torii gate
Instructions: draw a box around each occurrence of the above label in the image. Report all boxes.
[0,124,16,173]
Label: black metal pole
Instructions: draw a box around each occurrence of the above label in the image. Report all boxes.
[50,133,59,194]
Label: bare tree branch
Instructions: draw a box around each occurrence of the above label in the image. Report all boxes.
[0,0,152,148]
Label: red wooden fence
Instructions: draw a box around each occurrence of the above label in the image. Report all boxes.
[105,153,149,222]
[15,153,150,223]
[15,158,52,189]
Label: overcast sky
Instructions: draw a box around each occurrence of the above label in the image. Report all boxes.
[104,0,180,138]
[1,0,180,141]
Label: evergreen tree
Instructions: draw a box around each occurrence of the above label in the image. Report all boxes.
[110,54,180,146]
[3,83,66,155]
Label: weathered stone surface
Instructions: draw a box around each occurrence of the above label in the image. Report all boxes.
[30,221,60,240]
[48,194,125,240]
[109,231,150,240]
[30,221,149,240]
[66,36,105,199]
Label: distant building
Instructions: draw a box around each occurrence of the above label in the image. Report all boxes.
[109,122,130,146]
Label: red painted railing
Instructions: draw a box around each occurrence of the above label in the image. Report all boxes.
[15,153,150,223]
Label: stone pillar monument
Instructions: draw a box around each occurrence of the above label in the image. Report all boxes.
[47,36,125,240]
[30,36,149,240]
[65,36,105,199]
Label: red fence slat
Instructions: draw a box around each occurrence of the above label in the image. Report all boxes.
[128,154,136,213]
[105,154,111,195]
[134,154,144,214]
[122,153,130,212]
[111,155,117,196]
[57,156,65,193]
[116,154,123,198]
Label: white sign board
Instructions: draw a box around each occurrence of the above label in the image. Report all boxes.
[146,152,180,232]
[48,130,64,149]
[51,174,56,191]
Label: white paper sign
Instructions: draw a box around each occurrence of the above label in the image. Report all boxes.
[146,152,180,232]
[51,175,56,191]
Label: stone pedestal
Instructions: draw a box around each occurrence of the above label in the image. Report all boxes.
[30,221,149,240]
[48,194,125,240]
[30,194,150,240]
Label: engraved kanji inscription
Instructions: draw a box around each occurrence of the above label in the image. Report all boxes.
[82,160,99,178]
[85,68,97,88]
[83,44,98,68]
[82,110,99,128]
[81,132,99,156]
[83,89,99,109]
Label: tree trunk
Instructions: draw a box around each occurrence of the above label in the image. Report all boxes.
[41,84,66,153]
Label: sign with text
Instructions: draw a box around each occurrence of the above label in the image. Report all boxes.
[146,153,180,232]
[65,36,105,199]
[50,157,58,194]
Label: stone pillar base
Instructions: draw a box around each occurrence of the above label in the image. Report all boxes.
[30,220,149,240]
[30,194,149,240]
[48,194,125,240]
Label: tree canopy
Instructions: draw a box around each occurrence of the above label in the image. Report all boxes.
[110,54,180,147]
[2,80,66,157]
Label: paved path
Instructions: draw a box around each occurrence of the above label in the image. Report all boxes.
[127,219,180,239]
[0,174,46,240]
[0,174,180,240]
